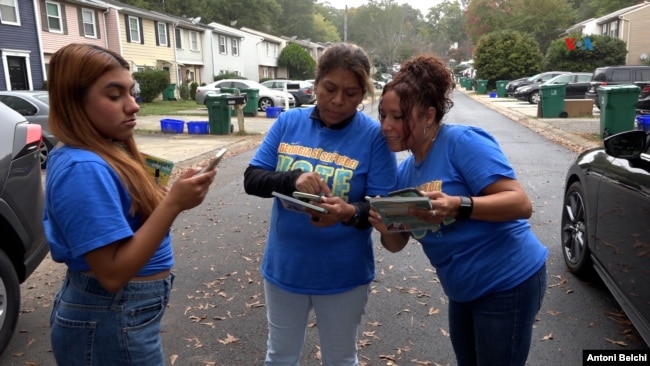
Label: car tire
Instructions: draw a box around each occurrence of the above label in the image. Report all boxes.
[529,91,540,104]
[0,250,20,355]
[561,181,595,278]
[39,138,53,169]
[258,97,273,111]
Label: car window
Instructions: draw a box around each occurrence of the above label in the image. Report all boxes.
[577,74,592,82]
[552,75,571,84]
[0,95,37,116]
[233,82,247,89]
[527,73,542,81]
[611,69,631,82]
[637,69,650,81]
[592,69,606,82]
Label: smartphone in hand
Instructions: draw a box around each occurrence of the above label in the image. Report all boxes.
[388,187,423,197]
[292,191,324,203]
[197,148,227,175]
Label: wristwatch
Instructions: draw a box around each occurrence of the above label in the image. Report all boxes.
[457,196,473,219]
[342,204,361,226]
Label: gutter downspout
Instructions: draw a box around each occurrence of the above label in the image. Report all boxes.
[103,6,110,49]
[622,16,631,64]
[33,0,46,87]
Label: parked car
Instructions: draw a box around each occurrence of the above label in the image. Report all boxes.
[505,71,567,97]
[0,91,57,168]
[637,82,650,112]
[514,72,592,104]
[561,129,650,345]
[261,79,315,106]
[585,65,650,109]
[0,103,49,355]
[195,79,295,111]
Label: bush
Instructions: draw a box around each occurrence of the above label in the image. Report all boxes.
[474,30,543,89]
[214,73,245,81]
[544,34,627,72]
[190,82,199,100]
[179,81,190,101]
[132,69,169,103]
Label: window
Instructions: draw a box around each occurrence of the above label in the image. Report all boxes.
[0,0,19,24]
[81,8,96,37]
[265,42,278,57]
[175,28,182,49]
[219,35,226,54]
[231,38,239,56]
[46,1,62,33]
[263,67,269,79]
[190,31,198,51]
[127,15,141,43]
[156,21,168,47]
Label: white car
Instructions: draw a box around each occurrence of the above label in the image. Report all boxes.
[195,79,295,111]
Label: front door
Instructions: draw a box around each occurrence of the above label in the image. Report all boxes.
[7,56,29,90]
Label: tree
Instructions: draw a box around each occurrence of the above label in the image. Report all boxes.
[422,1,469,62]
[278,44,315,80]
[275,0,314,39]
[312,13,341,43]
[464,0,514,46]
[473,30,543,87]
[544,34,628,72]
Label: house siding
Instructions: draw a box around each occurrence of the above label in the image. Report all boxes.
[0,0,45,90]
[620,7,650,65]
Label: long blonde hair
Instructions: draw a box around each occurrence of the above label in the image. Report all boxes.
[48,43,162,220]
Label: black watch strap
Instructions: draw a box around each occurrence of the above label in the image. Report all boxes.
[342,204,361,226]
[457,196,473,219]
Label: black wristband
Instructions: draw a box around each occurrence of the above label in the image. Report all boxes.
[457,196,473,219]
[342,204,361,226]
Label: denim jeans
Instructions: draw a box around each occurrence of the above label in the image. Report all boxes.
[448,263,547,366]
[264,280,370,366]
[50,269,174,366]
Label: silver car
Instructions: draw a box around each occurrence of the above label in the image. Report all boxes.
[0,90,57,168]
[195,79,295,111]
[0,102,49,355]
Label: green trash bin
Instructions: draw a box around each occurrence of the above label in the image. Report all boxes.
[465,79,474,91]
[598,85,640,138]
[476,79,488,94]
[219,87,238,116]
[458,77,466,89]
[162,84,176,101]
[540,83,567,118]
[241,88,259,117]
[496,80,508,98]
[205,93,232,135]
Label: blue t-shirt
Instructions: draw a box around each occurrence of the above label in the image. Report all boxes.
[397,124,548,302]
[43,146,173,276]
[250,107,398,295]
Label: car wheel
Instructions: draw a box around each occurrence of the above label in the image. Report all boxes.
[39,138,53,169]
[529,91,540,104]
[0,250,20,355]
[258,97,273,111]
[561,181,594,278]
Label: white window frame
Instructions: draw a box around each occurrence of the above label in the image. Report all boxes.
[231,38,239,56]
[128,16,141,43]
[157,22,168,46]
[0,0,20,25]
[81,8,96,38]
[219,35,227,54]
[45,1,63,33]
[190,31,198,51]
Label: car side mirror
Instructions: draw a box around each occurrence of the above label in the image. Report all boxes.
[604,130,647,159]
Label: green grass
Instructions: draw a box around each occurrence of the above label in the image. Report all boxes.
[136,100,207,116]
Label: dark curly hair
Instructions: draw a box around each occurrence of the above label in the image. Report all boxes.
[380,55,454,142]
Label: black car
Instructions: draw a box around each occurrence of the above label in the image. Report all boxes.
[505,71,567,97]
[585,65,650,109]
[0,103,49,355]
[561,129,650,345]
[636,82,650,113]
[514,72,592,104]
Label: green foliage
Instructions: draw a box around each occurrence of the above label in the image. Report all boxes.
[179,81,190,101]
[278,44,316,80]
[190,82,199,100]
[214,73,245,81]
[544,34,627,72]
[474,30,543,88]
[132,69,170,103]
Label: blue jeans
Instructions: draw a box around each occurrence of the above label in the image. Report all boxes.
[264,280,369,366]
[50,269,174,366]
[448,263,547,366]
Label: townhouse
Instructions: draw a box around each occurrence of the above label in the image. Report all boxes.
[1,0,329,94]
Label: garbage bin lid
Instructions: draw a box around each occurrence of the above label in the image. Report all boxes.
[598,85,641,93]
